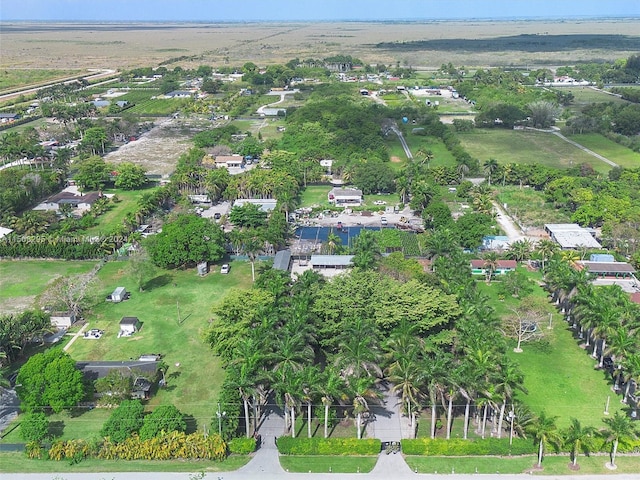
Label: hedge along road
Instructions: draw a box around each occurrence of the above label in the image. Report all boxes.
[6,471,640,480]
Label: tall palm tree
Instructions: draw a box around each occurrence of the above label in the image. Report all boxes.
[242,233,264,282]
[387,354,423,432]
[601,411,638,468]
[526,410,562,468]
[562,418,597,468]
[620,353,640,404]
[350,376,381,440]
[507,239,533,262]
[483,158,499,185]
[494,359,527,439]
[482,252,500,284]
[535,239,559,271]
[318,368,346,438]
[590,306,621,367]
[300,365,321,438]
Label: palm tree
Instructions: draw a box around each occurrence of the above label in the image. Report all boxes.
[242,233,264,282]
[482,252,500,284]
[562,418,597,468]
[507,239,533,262]
[601,411,638,469]
[526,410,562,468]
[350,376,381,439]
[227,363,257,438]
[318,368,346,438]
[483,158,499,185]
[620,353,640,404]
[457,163,470,182]
[494,359,527,439]
[535,239,559,271]
[387,354,422,433]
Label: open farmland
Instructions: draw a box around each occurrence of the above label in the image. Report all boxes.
[1,20,639,71]
[567,133,640,169]
[0,68,81,91]
[458,129,612,173]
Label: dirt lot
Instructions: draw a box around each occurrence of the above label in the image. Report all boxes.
[1,20,639,70]
[104,117,209,177]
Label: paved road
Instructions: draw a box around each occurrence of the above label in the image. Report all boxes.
[389,124,413,160]
[0,387,19,436]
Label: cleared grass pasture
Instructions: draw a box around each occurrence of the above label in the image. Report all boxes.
[496,186,571,229]
[0,69,81,91]
[458,129,611,173]
[567,133,640,169]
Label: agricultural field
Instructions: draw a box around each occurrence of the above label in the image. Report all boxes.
[563,86,630,110]
[566,133,640,169]
[458,129,611,174]
[495,186,571,230]
[0,68,81,91]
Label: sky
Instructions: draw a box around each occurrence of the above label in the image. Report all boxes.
[1,0,639,22]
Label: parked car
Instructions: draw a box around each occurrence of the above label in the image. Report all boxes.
[373,200,387,205]
[220,264,230,274]
[381,217,388,225]
[214,212,222,220]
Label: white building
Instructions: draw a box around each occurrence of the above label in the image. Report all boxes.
[328,188,363,207]
[544,224,601,250]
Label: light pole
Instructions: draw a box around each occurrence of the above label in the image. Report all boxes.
[216,403,227,436]
[507,408,515,446]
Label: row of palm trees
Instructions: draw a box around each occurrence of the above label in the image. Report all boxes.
[545,259,640,409]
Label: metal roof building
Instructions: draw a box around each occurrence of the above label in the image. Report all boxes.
[544,224,601,249]
[310,255,354,269]
[273,249,292,271]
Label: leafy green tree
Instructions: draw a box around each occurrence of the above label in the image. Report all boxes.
[139,405,187,440]
[229,203,267,228]
[74,156,112,191]
[94,370,133,403]
[100,400,145,443]
[499,270,534,298]
[147,214,225,268]
[114,162,147,190]
[16,349,86,413]
[601,411,639,469]
[19,412,49,443]
[353,159,395,194]
[80,127,110,155]
[352,229,381,270]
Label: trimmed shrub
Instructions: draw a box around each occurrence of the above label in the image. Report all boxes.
[277,437,381,456]
[227,437,257,454]
[401,437,536,456]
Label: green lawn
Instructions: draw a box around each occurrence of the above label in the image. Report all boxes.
[563,87,630,108]
[0,451,249,473]
[567,133,640,169]
[496,186,571,229]
[279,455,378,473]
[0,118,49,135]
[300,185,331,208]
[0,259,96,313]
[458,130,611,174]
[64,259,253,430]
[475,272,623,429]
[405,454,640,475]
[82,186,159,236]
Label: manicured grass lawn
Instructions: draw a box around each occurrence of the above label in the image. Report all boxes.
[476,272,623,429]
[403,134,457,168]
[279,455,378,473]
[300,185,331,208]
[496,186,571,229]
[64,259,254,432]
[405,454,640,475]
[0,259,96,313]
[567,133,640,169]
[458,130,611,174]
[81,186,159,236]
[564,87,629,107]
[0,451,249,473]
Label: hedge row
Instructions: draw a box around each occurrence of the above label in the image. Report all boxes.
[401,438,536,456]
[227,437,257,454]
[277,437,381,456]
[401,437,640,456]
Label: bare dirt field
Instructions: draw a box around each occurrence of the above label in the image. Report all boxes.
[104,117,209,177]
[1,20,639,70]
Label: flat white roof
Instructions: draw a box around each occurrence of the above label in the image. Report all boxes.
[552,231,601,249]
[310,255,354,267]
[0,226,13,239]
[233,198,277,212]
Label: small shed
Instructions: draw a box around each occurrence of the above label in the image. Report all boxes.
[197,261,209,276]
[119,317,141,337]
[273,249,292,271]
[111,287,127,303]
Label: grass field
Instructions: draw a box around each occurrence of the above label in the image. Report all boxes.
[0,69,81,91]
[458,129,611,174]
[82,186,159,237]
[567,133,640,169]
[0,118,49,135]
[564,87,630,108]
[405,454,640,475]
[300,185,331,208]
[0,257,254,441]
[0,451,249,473]
[0,259,96,314]
[496,186,571,229]
[279,455,378,473]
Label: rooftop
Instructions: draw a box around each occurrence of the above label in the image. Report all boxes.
[76,360,158,380]
[310,254,355,267]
